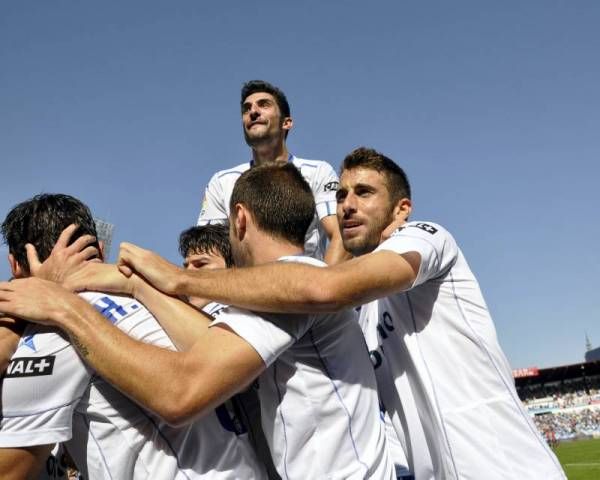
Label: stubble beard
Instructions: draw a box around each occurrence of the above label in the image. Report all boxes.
[342,208,395,257]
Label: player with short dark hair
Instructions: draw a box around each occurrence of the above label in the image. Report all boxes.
[179,224,234,269]
[230,162,315,248]
[1,193,101,275]
[240,80,290,137]
[198,80,349,264]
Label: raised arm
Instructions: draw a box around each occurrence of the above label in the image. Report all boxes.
[117,243,421,313]
[0,278,264,426]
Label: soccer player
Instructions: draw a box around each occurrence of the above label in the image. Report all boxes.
[0,166,394,479]
[179,224,232,310]
[62,148,565,479]
[0,194,267,479]
[178,224,280,480]
[198,80,348,264]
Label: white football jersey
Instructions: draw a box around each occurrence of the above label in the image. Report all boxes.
[197,156,339,259]
[0,292,267,480]
[211,256,394,479]
[359,302,433,480]
[367,221,565,479]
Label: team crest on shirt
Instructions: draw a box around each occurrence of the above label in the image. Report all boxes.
[200,193,208,217]
[324,181,339,192]
[19,334,37,352]
[5,355,55,377]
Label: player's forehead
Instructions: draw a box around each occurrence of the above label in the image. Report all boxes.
[339,167,387,190]
[184,249,225,265]
[242,92,278,108]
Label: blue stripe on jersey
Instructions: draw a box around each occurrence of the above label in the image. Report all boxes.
[308,328,369,474]
[273,362,291,480]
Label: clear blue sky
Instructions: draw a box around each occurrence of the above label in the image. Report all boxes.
[1,1,599,369]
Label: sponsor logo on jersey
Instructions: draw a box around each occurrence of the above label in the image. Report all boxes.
[369,347,385,370]
[411,222,438,235]
[324,181,339,192]
[5,356,55,378]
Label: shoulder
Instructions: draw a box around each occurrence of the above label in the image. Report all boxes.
[12,325,70,359]
[292,157,336,174]
[278,255,327,267]
[392,221,454,241]
[208,162,251,184]
[291,157,339,193]
[378,221,458,258]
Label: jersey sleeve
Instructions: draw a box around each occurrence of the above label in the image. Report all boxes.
[210,307,312,367]
[376,222,459,288]
[313,162,339,220]
[197,172,229,225]
[0,328,92,448]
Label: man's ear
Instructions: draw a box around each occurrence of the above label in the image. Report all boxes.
[232,204,248,241]
[282,116,293,134]
[7,254,25,279]
[393,198,412,223]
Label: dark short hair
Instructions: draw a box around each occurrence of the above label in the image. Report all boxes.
[1,193,100,275]
[230,163,315,248]
[178,224,234,268]
[341,147,411,202]
[241,80,291,118]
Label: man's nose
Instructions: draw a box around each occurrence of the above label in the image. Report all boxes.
[249,105,260,118]
[342,193,357,214]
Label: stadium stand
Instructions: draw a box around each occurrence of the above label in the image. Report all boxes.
[515,360,600,441]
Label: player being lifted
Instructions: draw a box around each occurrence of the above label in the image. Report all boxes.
[17,147,566,479]
[198,80,348,264]
[0,165,394,479]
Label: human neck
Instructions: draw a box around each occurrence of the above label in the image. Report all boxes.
[242,234,303,267]
[251,142,289,166]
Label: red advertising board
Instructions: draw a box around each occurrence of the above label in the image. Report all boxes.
[512,367,540,378]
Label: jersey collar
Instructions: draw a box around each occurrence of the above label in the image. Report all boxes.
[250,153,294,168]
